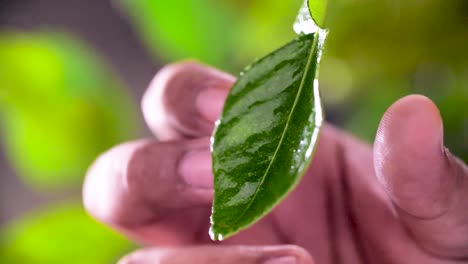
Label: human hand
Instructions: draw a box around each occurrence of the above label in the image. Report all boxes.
[83,62,468,264]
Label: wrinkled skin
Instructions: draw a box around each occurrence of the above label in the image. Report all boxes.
[83,62,468,264]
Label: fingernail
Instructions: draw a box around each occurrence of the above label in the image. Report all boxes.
[263,256,297,264]
[196,88,229,122]
[179,148,213,189]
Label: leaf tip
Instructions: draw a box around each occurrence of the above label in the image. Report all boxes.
[209,224,227,241]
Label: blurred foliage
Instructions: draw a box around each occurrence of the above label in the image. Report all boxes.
[0,33,138,263]
[0,33,138,188]
[0,204,134,264]
[119,0,299,72]
[323,0,468,159]
[122,0,467,160]
[120,0,238,69]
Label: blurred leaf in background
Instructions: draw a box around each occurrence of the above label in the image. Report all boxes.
[322,0,468,160]
[118,0,299,72]
[119,0,238,70]
[230,0,298,68]
[0,33,138,189]
[0,204,134,264]
[121,0,467,160]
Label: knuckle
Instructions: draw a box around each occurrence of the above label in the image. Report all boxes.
[125,141,182,204]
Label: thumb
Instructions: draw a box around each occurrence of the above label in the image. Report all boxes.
[374,95,468,259]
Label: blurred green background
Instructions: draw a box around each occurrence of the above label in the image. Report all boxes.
[0,0,466,263]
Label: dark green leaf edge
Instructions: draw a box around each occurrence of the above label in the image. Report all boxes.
[210,30,328,240]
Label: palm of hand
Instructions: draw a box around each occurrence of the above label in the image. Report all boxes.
[83,62,468,264]
[207,126,461,264]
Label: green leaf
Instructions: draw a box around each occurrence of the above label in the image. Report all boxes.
[308,0,328,29]
[210,31,327,240]
[0,204,134,264]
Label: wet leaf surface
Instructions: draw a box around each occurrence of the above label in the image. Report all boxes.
[210,31,326,240]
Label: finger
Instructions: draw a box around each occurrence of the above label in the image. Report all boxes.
[83,125,345,247]
[374,95,468,259]
[83,137,214,245]
[118,245,314,264]
[142,61,235,140]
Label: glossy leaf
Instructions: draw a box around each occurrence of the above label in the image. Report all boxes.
[210,32,327,240]
[308,0,328,29]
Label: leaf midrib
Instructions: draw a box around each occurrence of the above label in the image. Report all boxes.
[231,34,319,226]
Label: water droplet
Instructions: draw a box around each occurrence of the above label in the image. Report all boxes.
[208,227,216,240]
[209,227,224,241]
[210,137,215,152]
[293,0,320,35]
